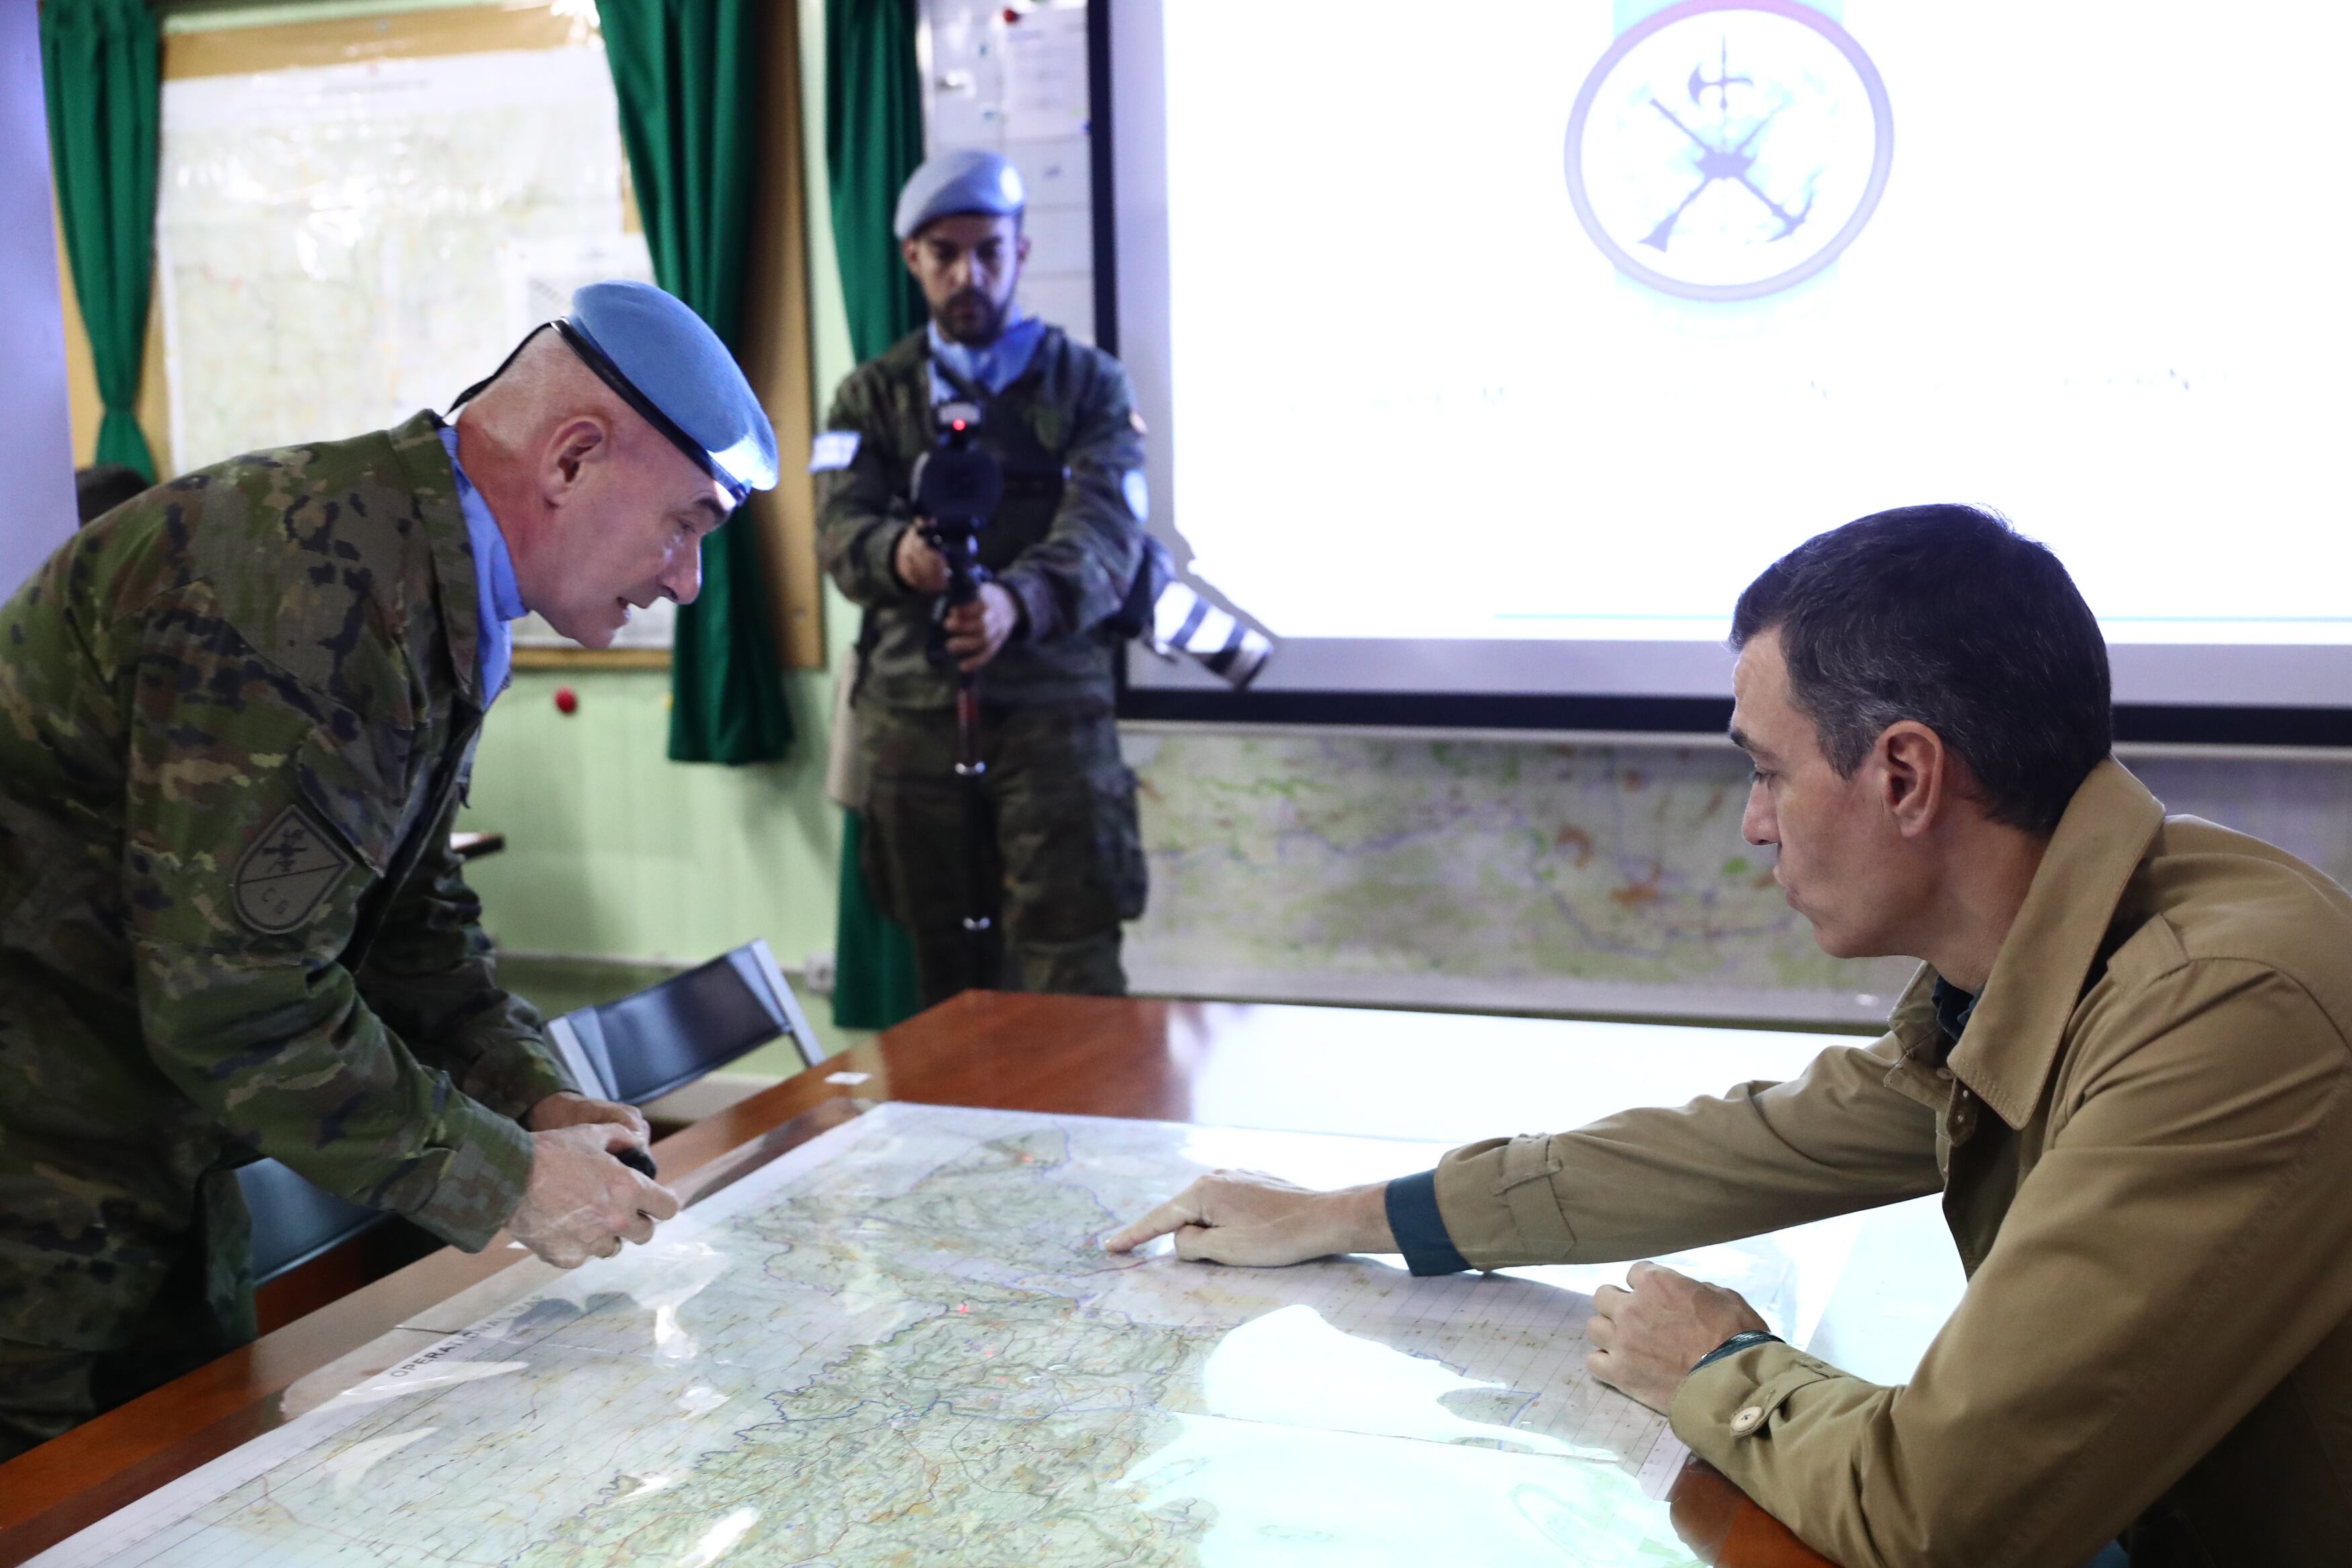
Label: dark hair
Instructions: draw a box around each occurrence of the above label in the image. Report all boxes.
[75,464,149,526]
[1730,504,2112,836]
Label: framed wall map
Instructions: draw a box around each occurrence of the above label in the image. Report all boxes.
[63,1,822,673]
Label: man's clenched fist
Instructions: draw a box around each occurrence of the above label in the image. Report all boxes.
[506,1121,679,1269]
[1586,1261,1771,1413]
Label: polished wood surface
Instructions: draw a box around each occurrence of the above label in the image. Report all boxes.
[1671,1463,1841,1567]
[0,993,1855,1567]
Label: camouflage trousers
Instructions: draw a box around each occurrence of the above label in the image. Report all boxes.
[0,1229,250,1463]
[859,700,1146,1008]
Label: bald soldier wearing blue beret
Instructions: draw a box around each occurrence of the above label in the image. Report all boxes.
[816,150,1151,1006]
[0,281,773,1459]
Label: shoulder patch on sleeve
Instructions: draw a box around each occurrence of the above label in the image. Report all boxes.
[234,805,357,934]
[808,430,862,473]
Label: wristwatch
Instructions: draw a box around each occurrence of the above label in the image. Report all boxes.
[1690,1329,1783,1373]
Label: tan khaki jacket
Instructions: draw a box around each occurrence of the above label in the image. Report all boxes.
[1430,761,2352,1567]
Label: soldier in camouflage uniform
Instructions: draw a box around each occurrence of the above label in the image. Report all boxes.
[0,281,773,1459]
[816,150,1149,1008]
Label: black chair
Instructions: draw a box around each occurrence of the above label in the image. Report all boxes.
[236,1156,393,1285]
[238,942,815,1285]
[544,939,819,1107]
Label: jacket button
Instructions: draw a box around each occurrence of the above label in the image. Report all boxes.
[1730,1406,1765,1435]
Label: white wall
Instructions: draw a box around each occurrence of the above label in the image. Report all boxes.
[0,0,77,598]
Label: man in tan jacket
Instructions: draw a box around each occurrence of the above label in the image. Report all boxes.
[1108,505,2352,1567]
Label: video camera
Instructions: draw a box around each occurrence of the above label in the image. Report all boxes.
[911,399,1271,689]
[910,401,999,667]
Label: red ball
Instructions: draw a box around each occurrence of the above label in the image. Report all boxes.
[554,686,579,716]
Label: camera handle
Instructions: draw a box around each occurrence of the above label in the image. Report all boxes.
[913,393,1006,991]
[922,520,999,985]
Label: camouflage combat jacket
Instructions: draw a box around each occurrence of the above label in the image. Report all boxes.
[0,411,570,1352]
[814,325,1148,710]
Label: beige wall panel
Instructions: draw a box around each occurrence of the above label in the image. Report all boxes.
[163,5,585,79]
[56,188,170,475]
[140,266,170,475]
[739,0,824,670]
[55,200,98,469]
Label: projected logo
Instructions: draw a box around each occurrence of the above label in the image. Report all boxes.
[1564,0,1892,302]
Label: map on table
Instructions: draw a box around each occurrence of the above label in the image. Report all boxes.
[34,1104,1822,1567]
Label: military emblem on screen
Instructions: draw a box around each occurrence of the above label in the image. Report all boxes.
[1563,0,1893,302]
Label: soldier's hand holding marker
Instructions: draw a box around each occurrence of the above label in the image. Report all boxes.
[506,1094,679,1267]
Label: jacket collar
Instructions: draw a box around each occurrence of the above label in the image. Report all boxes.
[1945,758,2166,1128]
[387,409,485,710]
[885,322,1061,395]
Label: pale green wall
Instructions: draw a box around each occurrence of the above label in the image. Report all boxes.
[458,0,860,997]
[461,669,838,967]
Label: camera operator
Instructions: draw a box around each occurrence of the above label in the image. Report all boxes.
[815,150,1150,1008]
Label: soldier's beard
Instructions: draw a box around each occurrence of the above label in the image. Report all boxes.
[936,288,1011,346]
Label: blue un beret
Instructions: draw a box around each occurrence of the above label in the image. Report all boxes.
[560,281,777,503]
[893,149,1026,240]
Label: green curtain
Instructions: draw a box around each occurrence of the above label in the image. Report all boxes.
[824,0,925,364]
[830,810,922,1028]
[41,0,160,483]
[597,0,794,764]
[823,0,926,1029]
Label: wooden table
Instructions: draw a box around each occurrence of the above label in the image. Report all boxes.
[0,993,1937,1567]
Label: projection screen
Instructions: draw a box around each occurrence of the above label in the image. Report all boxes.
[1101,0,2352,742]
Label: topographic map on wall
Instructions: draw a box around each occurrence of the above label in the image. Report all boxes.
[32,1104,1762,1567]
[156,41,651,475]
[1125,732,1918,1027]
[1122,734,2352,1028]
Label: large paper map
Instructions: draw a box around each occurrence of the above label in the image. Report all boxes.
[156,44,648,477]
[27,1103,1804,1567]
